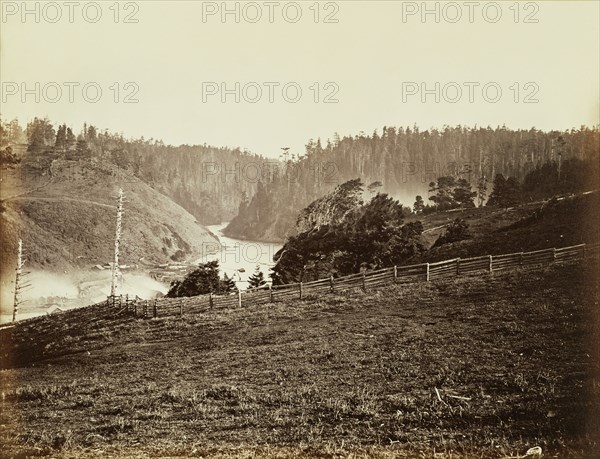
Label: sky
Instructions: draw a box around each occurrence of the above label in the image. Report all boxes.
[1,0,599,158]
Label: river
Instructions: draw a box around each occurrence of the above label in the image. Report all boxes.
[196,223,283,291]
[1,224,283,324]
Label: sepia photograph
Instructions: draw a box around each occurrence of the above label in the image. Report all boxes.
[1,1,599,457]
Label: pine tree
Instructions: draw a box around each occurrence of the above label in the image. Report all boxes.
[413,195,425,213]
[247,265,267,289]
[86,125,97,141]
[26,117,53,151]
[428,176,458,210]
[220,273,237,294]
[477,175,487,207]
[238,191,249,218]
[452,179,476,208]
[66,127,76,150]
[487,174,520,207]
[76,138,90,157]
[0,120,8,146]
[1,118,25,145]
[55,124,67,150]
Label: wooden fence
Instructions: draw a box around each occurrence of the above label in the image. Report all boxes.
[112,242,599,319]
[1,242,597,363]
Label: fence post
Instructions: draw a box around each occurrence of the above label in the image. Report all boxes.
[179,301,183,317]
[119,294,123,308]
[209,292,213,308]
[134,300,137,316]
[488,255,493,273]
[362,272,366,291]
[520,252,524,267]
[153,300,157,318]
[268,284,273,303]
[125,294,129,311]
[238,290,242,308]
[330,275,334,293]
[299,282,303,300]
[553,248,557,263]
[456,258,460,275]
[394,266,398,283]
[426,263,430,282]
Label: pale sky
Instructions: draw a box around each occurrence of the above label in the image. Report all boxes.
[1,0,599,157]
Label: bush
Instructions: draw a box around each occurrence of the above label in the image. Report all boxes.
[433,218,471,247]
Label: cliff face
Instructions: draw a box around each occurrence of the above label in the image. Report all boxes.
[294,179,364,234]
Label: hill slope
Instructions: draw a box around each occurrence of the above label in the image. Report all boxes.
[1,263,598,458]
[0,159,218,310]
[410,192,600,263]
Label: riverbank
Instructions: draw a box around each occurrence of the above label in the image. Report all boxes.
[197,223,282,290]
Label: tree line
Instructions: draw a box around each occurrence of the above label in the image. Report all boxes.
[414,157,598,214]
[224,125,599,241]
[3,117,598,240]
[0,116,265,224]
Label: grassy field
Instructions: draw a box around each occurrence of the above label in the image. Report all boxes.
[1,263,599,458]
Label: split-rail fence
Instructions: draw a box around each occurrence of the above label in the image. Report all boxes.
[111,242,600,319]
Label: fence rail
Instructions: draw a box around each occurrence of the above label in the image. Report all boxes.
[102,242,599,320]
[3,242,596,331]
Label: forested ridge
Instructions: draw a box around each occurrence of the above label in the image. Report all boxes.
[0,117,266,225]
[225,125,600,241]
[2,119,598,239]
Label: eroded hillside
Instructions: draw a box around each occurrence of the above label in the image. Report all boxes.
[0,159,219,308]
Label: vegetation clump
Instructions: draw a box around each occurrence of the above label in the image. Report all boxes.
[433,217,471,247]
[166,260,237,297]
[272,179,425,284]
[247,265,267,289]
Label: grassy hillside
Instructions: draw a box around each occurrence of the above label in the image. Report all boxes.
[0,159,218,312]
[1,262,598,458]
[409,192,600,263]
